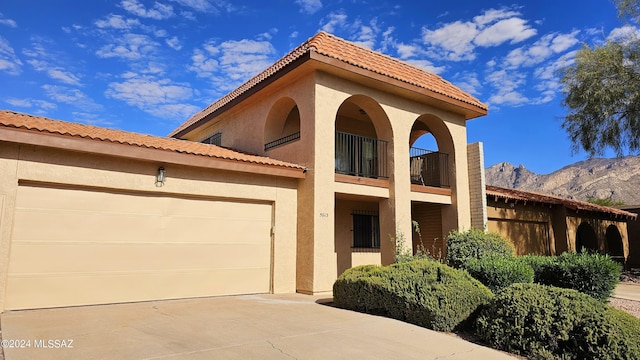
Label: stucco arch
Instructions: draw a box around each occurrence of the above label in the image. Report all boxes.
[576,222,598,253]
[334,95,393,179]
[264,97,300,146]
[410,114,454,154]
[606,225,624,257]
[335,95,393,142]
[408,114,455,187]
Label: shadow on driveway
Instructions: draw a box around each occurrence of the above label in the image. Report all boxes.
[0,293,514,359]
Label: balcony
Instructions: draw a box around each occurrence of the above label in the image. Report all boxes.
[335,131,388,179]
[410,147,450,187]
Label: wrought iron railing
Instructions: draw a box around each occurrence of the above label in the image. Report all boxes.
[410,147,450,187]
[264,132,301,151]
[335,131,388,179]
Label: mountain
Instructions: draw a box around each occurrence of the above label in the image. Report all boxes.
[485,156,640,206]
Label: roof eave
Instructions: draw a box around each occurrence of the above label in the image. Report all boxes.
[308,52,488,120]
[0,126,306,179]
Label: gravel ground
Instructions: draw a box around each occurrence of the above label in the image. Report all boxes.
[610,297,640,318]
[610,270,640,318]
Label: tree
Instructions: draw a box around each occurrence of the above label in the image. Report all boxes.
[559,0,640,157]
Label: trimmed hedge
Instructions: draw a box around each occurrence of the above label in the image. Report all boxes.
[465,255,534,293]
[521,252,621,300]
[445,229,515,269]
[475,283,640,359]
[333,259,493,332]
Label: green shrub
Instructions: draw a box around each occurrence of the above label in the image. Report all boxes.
[445,229,515,269]
[465,255,534,293]
[475,283,640,359]
[529,251,621,300]
[333,259,493,332]
[517,254,555,283]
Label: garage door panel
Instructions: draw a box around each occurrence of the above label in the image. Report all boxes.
[7,243,271,273]
[5,267,270,310]
[6,184,273,310]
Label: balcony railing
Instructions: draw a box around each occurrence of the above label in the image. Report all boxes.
[335,131,388,179]
[264,131,301,151]
[410,147,450,187]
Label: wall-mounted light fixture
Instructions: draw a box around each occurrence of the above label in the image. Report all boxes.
[156,167,166,187]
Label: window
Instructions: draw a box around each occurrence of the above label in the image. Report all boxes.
[352,210,380,248]
[201,132,222,146]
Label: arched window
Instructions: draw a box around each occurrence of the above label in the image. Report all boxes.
[264,98,301,151]
[576,222,598,253]
[606,225,624,258]
[409,116,453,187]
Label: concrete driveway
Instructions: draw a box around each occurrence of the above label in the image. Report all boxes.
[0,293,514,360]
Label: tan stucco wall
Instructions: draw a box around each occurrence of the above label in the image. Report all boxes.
[178,66,477,294]
[488,200,630,259]
[0,142,299,311]
[565,214,629,258]
[335,198,382,277]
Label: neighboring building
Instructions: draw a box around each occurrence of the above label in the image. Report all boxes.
[486,185,637,265]
[620,205,640,268]
[0,31,488,311]
[169,31,488,295]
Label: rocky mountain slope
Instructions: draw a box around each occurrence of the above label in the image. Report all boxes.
[485,156,640,206]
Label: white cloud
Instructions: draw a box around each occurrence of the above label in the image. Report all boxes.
[42,85,103,111]
[296,0,322,15]
[169,0,233,14]
[608,25,640,43]
[0,19,17,28]
[452,71,482,96]
[95,14,140,29]
[422,21,479,61]
[503,31,579,69]
[321,12,348,33]
[0,37,22,75]
[27,59,82,86]
[0,13,17,27]
[485,69,529,106]
[5,98,57,110]
[422,8,537,62]
[96,33,159,60]
[190,38,276,92]
[474,17,537,47]
[120,0,174,19]
[105,75,199,119]
[166,36,182,50]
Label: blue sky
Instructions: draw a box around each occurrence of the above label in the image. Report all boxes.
[0,1,634,174]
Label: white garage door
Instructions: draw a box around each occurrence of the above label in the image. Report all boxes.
[5,184,273,310]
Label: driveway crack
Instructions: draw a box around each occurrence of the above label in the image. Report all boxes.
[267,340,298,359]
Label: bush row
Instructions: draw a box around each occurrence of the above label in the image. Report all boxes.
[332,259,493,332]
[476,283,640,359]
[445,230,621,299]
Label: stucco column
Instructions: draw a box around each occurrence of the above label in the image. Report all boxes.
[380,124,412,265]
[0,143,20,312]
[442,119,472,234]
[309,81,341,293]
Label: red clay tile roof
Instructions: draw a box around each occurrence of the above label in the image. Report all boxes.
[170,31,488,137]
[486,185,637,219]
[0,110,306,172]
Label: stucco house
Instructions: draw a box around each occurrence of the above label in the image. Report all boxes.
[0,31,488,310]
[168,31,488,295]
[486,185,636,264]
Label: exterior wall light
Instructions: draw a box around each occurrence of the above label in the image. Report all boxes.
[156,167,166,186]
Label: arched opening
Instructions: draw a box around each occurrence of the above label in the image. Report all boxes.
[576,222,598,253]
[409,115,454,188]
[606,225,624,260]
[264,97,301,151]
[334,96,391,179]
